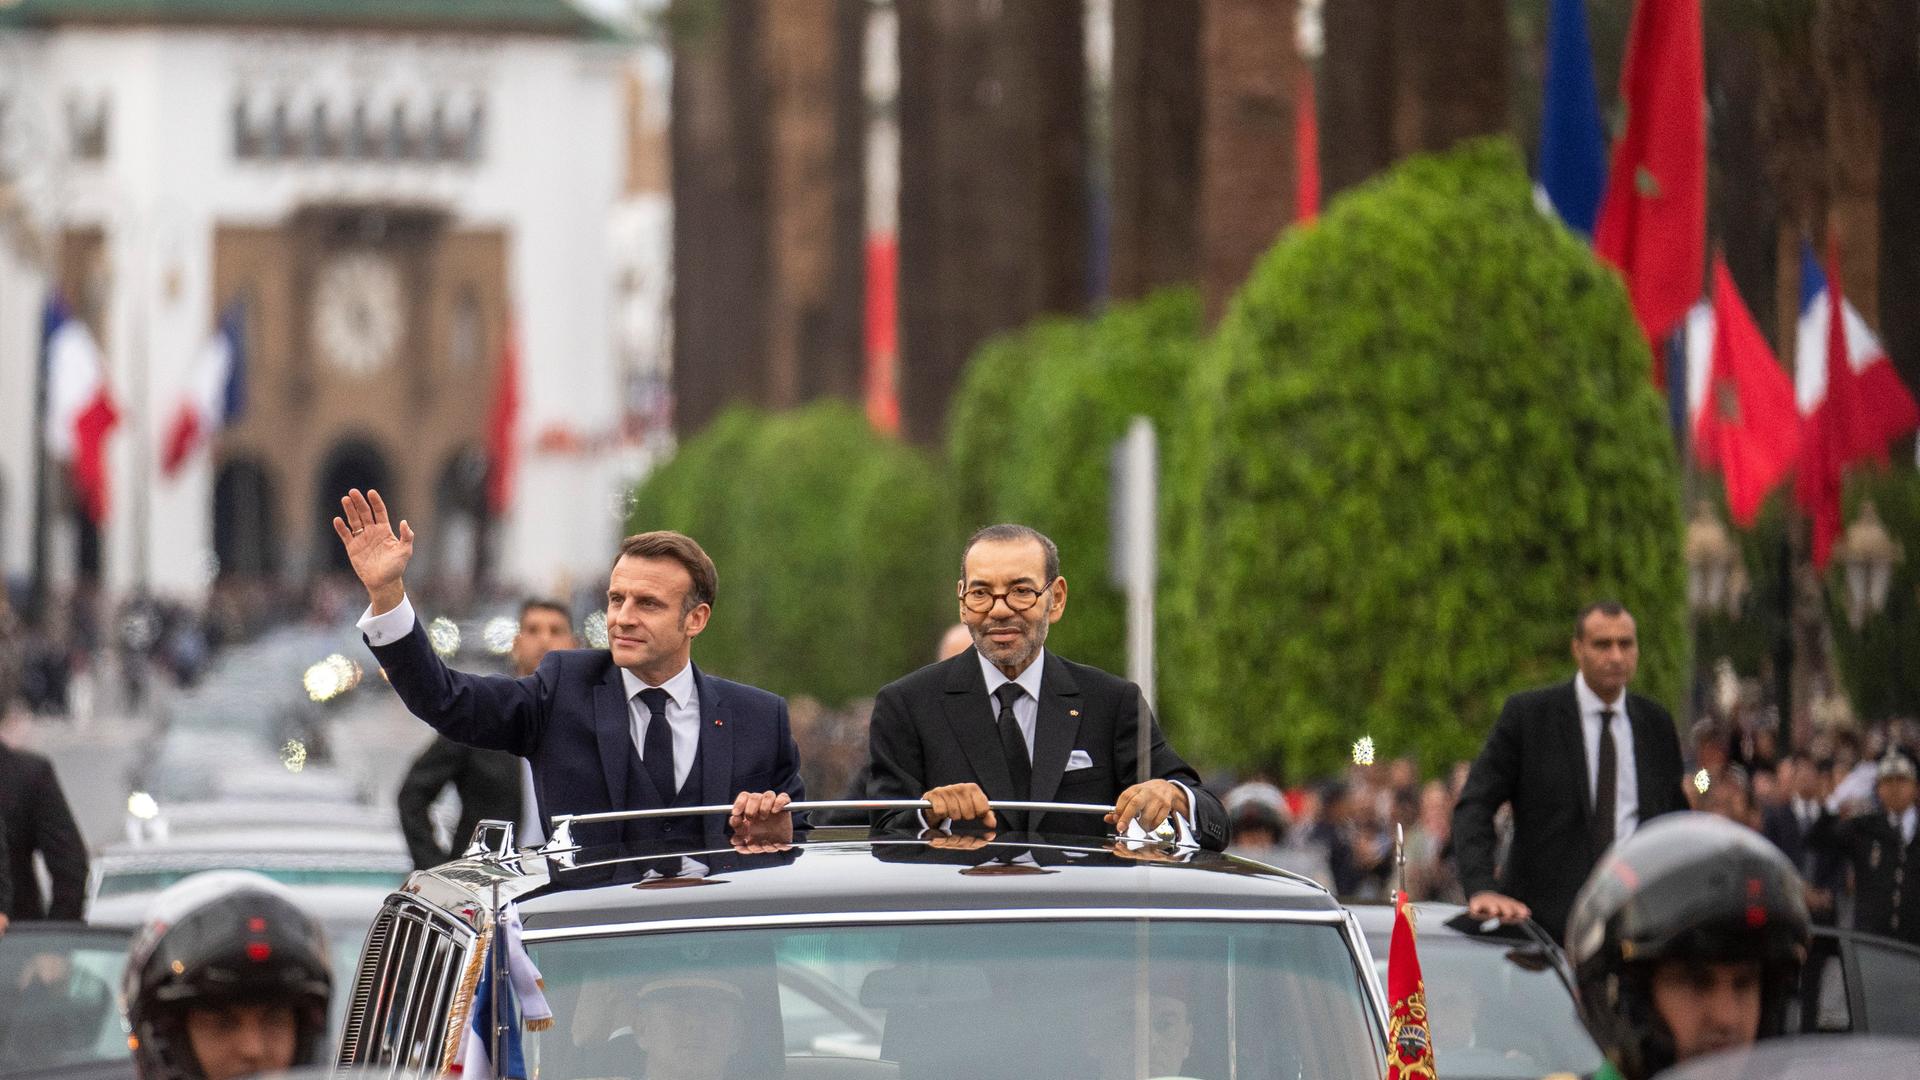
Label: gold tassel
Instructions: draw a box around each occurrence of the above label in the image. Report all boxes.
[525,1016,555,1033]
[438,923,493,1077]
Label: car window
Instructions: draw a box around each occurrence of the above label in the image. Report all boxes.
[529,919,1385,1080]
[1853,938,1920,1036]
[1789,933,1852,1034]
[1370,938,1604,1080]
[0,928,132,1076]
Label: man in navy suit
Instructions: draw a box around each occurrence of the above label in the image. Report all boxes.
[334,489,800,849]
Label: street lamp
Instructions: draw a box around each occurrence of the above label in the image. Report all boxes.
[1686,500,1748,618]
[1832,498,1904,630]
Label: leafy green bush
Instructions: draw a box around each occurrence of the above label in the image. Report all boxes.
[628,402,957,704]
[1163,137,1686,780]
[946,317,1092,532]
[942,289,1203,675]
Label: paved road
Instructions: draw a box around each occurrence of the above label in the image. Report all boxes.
[4,679,427,854]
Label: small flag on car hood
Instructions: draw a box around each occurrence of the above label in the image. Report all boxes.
[1385,891,1437,1080]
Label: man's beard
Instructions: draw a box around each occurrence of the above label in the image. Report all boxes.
[972,619,1046,670]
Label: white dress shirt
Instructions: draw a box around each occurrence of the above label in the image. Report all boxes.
[359,595,701,791]
[1575,671,1640,842]
[621,664,700,793]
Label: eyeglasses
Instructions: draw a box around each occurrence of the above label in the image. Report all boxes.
[960,577,1057,614]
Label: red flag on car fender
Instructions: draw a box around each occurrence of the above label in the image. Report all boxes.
[1385,891,1437,1080]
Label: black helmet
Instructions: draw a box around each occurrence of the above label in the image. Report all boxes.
[122,871,333,1080]
[1565,812,1808,1080]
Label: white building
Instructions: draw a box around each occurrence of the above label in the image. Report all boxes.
[0,0,671,616]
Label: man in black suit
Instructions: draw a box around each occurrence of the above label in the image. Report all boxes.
[1451,601,1687,942]
[867,524,1227,849]
[335,489,800,849]
[1761,751,1841,924]
[397,598,576,868]
[0,738,87,922]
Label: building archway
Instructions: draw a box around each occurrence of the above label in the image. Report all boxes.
[212,458,280,578]
[314,437,395,573]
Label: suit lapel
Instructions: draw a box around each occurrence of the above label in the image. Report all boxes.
[694,664,733,804]
[595,666,647,810]
[1028,653,1082,802]
[941,653,1016,798]
[1556,681,1592,828]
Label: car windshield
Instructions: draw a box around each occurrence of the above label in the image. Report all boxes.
[0,927,132,1076]
[1369,938,1603,1080]
[97,866,406,897]
[525,918,1383,1080]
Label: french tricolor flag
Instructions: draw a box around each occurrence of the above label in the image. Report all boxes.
[161,303,247,478]
[42,298,119,524]
[1795,245,1918,462]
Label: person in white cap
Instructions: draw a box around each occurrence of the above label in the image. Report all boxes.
[1810,748,1920,945]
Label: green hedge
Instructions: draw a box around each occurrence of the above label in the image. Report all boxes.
[628,402,957,704]
[1163,138,1687,779]
[944,289,1203,675]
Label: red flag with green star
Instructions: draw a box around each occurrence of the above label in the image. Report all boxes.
[1594,0,1704,385]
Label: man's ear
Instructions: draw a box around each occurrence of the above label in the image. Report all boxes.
[683,603,712,637]
[1048,576,1068,623]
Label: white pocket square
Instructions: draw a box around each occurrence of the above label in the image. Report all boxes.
[1066,750,1094,771]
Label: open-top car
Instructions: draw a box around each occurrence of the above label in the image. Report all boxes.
[335,801,1391,1080]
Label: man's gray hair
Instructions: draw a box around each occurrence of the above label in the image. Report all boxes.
[961,524,1060,583]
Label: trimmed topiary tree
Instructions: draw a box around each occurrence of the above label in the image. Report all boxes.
[944,288,1202,675]
[1163,137,1686,780]
[945,317,1092,533]
[629,402,957,705]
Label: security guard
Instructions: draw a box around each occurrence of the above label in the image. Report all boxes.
[1558,812,1808,1080]
[123,872,332,1080]
[1810,748,1920,945]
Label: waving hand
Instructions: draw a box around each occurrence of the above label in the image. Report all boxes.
[331,488,414,614]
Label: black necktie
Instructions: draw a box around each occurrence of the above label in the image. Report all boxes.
[995,683,1032,798]
[638,688,676,800]
[1593,708,1617,854]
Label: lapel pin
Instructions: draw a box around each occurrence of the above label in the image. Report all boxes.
[1069,709,1079,717]
[715,719,724,726]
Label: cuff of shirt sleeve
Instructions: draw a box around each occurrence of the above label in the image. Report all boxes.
[357,595,418,646]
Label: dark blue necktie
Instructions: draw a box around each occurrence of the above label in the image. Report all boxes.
[638,688,676,800]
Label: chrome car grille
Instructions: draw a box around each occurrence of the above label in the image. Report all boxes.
[336,896,477,1076]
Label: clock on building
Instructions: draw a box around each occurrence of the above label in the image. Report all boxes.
[312,250,404,376]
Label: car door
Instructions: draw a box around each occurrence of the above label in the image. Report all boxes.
[1791,927,1920,1037]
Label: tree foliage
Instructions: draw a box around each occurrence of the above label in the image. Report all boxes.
[1163,138,1687,780]
[944,289,1203,676]
[628,402,956,704]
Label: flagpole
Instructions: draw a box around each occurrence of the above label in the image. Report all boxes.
[1394,822,1406,900]
[29,299,53,622]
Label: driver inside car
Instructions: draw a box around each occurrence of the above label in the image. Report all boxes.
[1083,988,1195,1080]
[630,974,761,1080]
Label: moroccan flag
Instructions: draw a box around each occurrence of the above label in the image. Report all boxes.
[485,320,520,516]
[1385,892,1437,1080]
[1593,0,1705,382]
[1689,258,1800,526]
